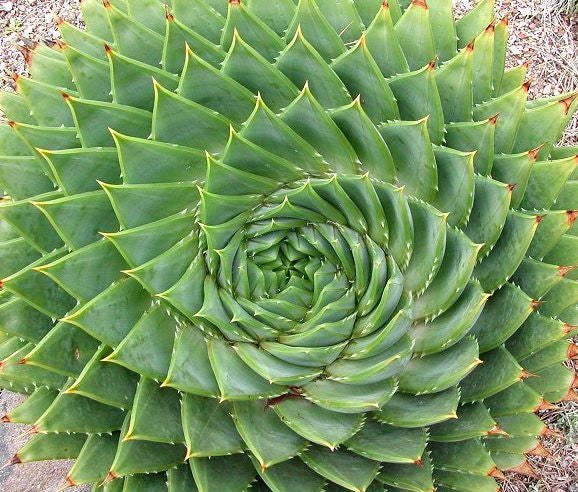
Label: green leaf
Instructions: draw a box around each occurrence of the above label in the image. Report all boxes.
[171,0,225,43]
[68,433,119,485]
[39,147,120,195]
[460,347,523,403]
[164,325,219,397]
[455,0,495,47]
[330,98,395,184]
[395,0,435,70]
[284,0,346,62]
[208,338,285,400]
[232,399,306,469]
[301,445,380,492]
[163,15,225,72]
[36,392,125,433]
[468,282,533,353]
[429,439,495,475]
[222,32,299,112]
[37,239,126,302]
[102,182,199,229]
[239,97,328,175]
[23,321,99,377]
[253,455,325,492]
[473,211,538,293]
[491,149,536,208]
[388,65,444,145]
[345,419,427,463]
[379,120,437,201]
[0,296,52,343]
[4,386,57,424]
[17,432,87,462]
[274,396,362,449]
[65,95,152,147]
[473,84,527,154]
[110,414,186,476]
[177,47,256,126]
[221,0,284,62]
[302,378,396,413]
[506,313,570,362]
[63,277,149,347]
[276,28,350,109]
[331,38,399,123]
[462,176,511,257]
[521,156,576,210]
[411,281,488,355]
[62,44,112,102]
[67,345,138,409]
[444,119,495,175]
[3,248,75,318]
[402,200,446,294]
[364,2,409,77]
[105,1,164,66]
[106,304,178,380]
[375,386,460,427]
[190,454,256,492]
[33,191,119,249]
[126,377,184,443]
[152,82,231,151]
[234,343,321,385]
[412,228,480,320]
[107,46,178,111]
[398,336,480,394]
[280,86,359,174]
[182,394,243,457]
[431,147,475,227]
[105,211,195,267]
[434,43,474,123]
[429,402,495,442]
[378,455,434,492]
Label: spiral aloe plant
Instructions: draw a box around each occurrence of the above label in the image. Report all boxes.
[0,0,577,490]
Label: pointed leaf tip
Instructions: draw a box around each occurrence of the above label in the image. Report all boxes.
[567,344,578,360]
[412,0,428,9]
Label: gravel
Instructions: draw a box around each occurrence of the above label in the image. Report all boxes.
[0,0,577,491]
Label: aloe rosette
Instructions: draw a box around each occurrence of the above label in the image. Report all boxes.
[0,0,577,490]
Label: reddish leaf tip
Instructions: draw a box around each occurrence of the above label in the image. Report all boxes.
[466,39,475,52]
[535,399,559,412]
[560,93,578,115]
[486,114,498,127]
[558,265,575,277]
[1,416,11,423]
[567,343,578,360]
[561,388,578,402]
[414,458,423,467]
[103,1,111,7]
[522,80,532,92]
[16,358,27,365]
[61,92,70,100]
[562,322,577,334]
[412,0,428,9]
[534,215,544,224]
[485,21,495,33]
[487,466,506,479]
[520,369,537,380]
[10,455,21,465]
[486,423,509,436]
[528,144,544,161]
[65,477,77,487]
[104,43,112,54]
[229,0,241,4]
[526,442,552,458]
